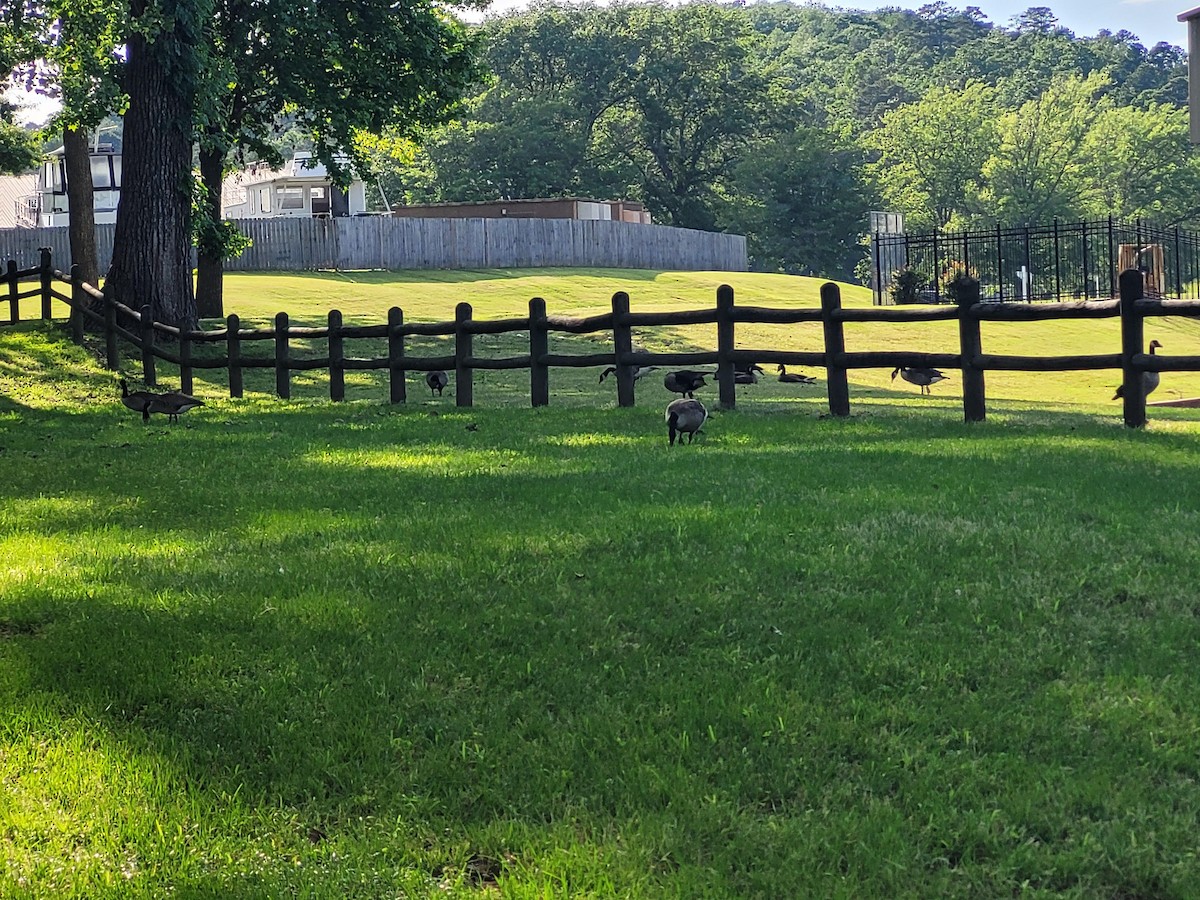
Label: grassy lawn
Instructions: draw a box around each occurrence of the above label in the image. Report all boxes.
[4,270,1200,896]
[214,268,1200,409]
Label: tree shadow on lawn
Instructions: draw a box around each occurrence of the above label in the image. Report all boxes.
[5,398,1200,893]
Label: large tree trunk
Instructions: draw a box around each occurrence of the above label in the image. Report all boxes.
[195,144,225,319]
[106,4,201,329]
[62,126,99,288]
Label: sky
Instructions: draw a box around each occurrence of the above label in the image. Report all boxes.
[7,0,1192,125]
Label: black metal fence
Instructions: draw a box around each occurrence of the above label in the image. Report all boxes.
[872,218,1200,305]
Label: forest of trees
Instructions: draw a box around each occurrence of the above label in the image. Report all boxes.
[364,1,1198,282]
[3,0,1197,292]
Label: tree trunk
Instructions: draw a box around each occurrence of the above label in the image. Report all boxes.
[195,144,225,319]
[63,126,99,289]
[106,8,200,329]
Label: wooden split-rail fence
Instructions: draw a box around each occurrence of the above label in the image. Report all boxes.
[4,248,1200,428]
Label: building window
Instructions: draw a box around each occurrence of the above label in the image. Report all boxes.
[277,187,304,210]
[259,188,271,214]
[90,155,113,189]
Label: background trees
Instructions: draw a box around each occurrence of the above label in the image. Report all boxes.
[192,0,481,317]
[372,1,1193,282]
[3,0,1195,293]
[2,0,481,326]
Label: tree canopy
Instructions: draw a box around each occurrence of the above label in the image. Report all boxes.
[375,1,1194,280]
[3,0,1195,288]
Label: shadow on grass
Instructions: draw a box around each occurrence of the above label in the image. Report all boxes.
[5,358,1200,894]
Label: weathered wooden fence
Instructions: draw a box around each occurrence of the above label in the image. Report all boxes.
[0,217,749,273]
[3,250,1198,428]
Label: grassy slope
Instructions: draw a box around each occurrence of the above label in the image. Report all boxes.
[3,271,1200,896]
[218,268,1200,409]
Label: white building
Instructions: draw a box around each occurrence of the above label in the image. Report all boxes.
[15,143,121,228]
[220,153,368,220]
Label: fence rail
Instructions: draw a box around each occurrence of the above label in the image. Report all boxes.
[3,249,1200,428]
[0,216,748,273]
[872,217,1200,305]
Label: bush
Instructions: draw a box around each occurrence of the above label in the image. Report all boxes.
[889,268,923,304]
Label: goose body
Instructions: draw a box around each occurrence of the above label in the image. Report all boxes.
[891,366,948,394]
[733,364,766,385]
[664,370,709,398]
[148,390,205,424]
[665,398,707,446]
[426,370,449,397]
[777,365,816,384]
[1113,340,1163,400]
[119,378,158,422]
[599,365,659,384]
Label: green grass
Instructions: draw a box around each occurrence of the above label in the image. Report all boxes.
[214,268,1200,409]
[5,271,1200,896]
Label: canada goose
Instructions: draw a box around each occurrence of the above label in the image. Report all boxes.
[777,365,816,384]
[664,370,709,398]
[891,366,948,395]
[1113,339,1163,400]
[599,365,659,383]
[733,364,766,385]
[119,378,157,422]
[666,397,707,446]
[426,370,449,397]
[148,390,205,424]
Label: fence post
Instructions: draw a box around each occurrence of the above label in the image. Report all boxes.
[39,248,52,320]
[455,301,473,408]
[227,313,243,398]
[329,309,344,401]
[820,282,850,417]
[140,304,157,387]
[275,311,290,399]
[611,291,634,407]
[995,223,1004,302]
[104,289,118,369]
[7,260,19,324]
[1118,268,1147,428]
[388,306,406,404]
[1107,216,1116,298]
[180,325,194,396]
[1052,218,1061,300]
[1174,226,1182,298]
[529,297,549,407]
[69,265,84,344]
[873,232,883,306]
[956,276,986,423]
[716,284,736,410]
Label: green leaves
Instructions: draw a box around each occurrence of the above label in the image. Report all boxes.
[866,81,999,230]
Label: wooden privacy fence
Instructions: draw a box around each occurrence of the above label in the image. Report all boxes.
[0,216,749,273]
[4,249,1200,428]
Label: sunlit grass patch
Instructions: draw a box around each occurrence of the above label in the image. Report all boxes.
[5,302,1200,896]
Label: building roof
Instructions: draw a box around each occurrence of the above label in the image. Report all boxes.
[0,174,37,229]
[1179,5,1200,20]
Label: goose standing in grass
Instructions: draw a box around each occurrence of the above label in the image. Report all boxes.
[891,366,948,395]
[1112,339,1163,400]
[599,365,659,384]
[148,390,205,424]
[664,370,709,398]
[426,370,449,397]
[666,397,707,446]
[777,365,816,384]
[119,378,158,422]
